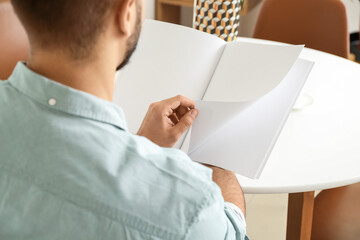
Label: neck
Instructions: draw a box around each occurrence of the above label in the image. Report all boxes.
[27,50,116,101]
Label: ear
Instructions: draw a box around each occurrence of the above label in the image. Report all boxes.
[117,0,137,37]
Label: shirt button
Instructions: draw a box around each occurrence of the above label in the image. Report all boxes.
[48,98,57,106]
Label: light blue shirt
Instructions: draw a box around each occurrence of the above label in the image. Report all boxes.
[0,62,248,240]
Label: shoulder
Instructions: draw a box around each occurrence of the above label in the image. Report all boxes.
[0,80,16,101]
[121,132,217,192]
[104,132,225,235]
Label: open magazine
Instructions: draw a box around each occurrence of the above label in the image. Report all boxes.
[113,20,314,179]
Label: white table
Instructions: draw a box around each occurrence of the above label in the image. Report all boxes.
[236,37,360,240]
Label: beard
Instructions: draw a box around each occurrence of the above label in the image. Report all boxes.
[116,4,142,71]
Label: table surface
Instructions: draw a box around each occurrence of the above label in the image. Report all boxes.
[236,37,360,194]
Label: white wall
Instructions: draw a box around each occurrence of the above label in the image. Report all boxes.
[145,0,155,19]
[344,0,360,34]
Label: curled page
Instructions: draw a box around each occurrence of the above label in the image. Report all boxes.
[189,101,252,153]
[188,42,304,153]
[189,59,314,179]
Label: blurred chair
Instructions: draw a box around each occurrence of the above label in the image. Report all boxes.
[0,1,29,79]
[253,0,349,59]
[254,1,357,239]
[311,183,360,240]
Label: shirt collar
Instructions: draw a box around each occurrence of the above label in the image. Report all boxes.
[8,62,128,131]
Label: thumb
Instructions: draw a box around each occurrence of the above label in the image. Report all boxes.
[172,109,198,135]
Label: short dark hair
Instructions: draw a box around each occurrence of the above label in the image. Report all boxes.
[11,0,118,59]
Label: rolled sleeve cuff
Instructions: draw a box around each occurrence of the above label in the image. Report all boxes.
[224,202,249,239]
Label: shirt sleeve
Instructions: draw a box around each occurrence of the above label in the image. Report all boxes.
[185,188,249,240]
[224,202,248,238]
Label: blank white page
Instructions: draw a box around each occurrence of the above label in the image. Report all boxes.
[204,41,304,102]
[113,20,225,145]
[189,59,314,179]
[188,100,252,153]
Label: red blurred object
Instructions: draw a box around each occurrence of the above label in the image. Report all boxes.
[0,1,29,79]
[253,0,349,59]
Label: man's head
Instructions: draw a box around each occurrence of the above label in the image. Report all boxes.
[11,0,143,70]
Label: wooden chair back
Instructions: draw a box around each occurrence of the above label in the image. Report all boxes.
[253,0,349,58]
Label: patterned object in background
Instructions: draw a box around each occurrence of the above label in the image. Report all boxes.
[194,0,242,42]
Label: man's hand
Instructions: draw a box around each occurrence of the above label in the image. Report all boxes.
[137,95,199,148]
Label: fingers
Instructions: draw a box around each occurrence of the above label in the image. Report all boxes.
[165,95,195,110]
[149,95,197,130]
[172,108,198,136]
[174,105,189,119]
[169,113,179,125]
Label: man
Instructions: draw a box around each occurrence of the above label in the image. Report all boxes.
[0,0,248,239]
